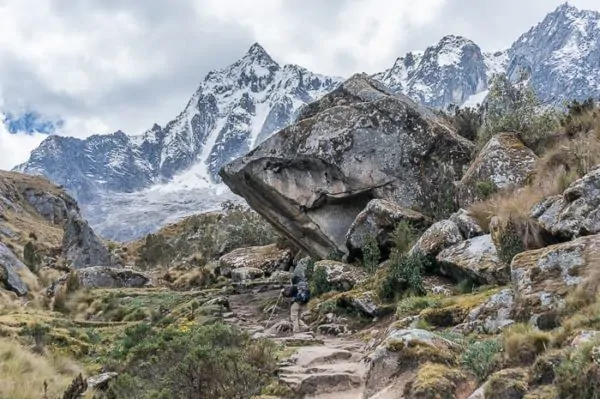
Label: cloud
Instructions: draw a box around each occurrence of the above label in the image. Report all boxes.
[0,126,47,170]
[0,0,598,172]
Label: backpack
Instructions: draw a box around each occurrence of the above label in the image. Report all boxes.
[294,281,311,304]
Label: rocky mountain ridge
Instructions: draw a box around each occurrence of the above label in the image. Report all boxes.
[15,3,600,241]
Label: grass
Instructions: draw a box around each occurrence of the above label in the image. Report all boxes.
[502,323,552,366]
[0,337,83,399]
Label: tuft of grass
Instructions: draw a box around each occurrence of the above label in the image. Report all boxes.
[461,338,502,382]
[396,296,441,319]
[502,323,552,366]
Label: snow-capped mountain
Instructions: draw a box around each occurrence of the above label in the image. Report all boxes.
[17,43,340,204]
[373,35,507,109]
[507,3,600,105]
[15,4,600,241]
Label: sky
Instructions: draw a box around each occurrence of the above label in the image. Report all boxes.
[1,0,599,170]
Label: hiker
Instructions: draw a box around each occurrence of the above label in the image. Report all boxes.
[281,275,311,333]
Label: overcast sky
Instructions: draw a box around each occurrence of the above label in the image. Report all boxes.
[1,0,599,170]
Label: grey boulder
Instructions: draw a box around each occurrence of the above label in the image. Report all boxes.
[0,242,29,296]
[62,211,113,269]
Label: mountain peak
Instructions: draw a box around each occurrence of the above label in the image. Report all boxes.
[242,42,277,65]
[436,35,476,48]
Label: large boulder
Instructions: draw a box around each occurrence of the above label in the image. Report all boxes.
[457,133,538,208]
[533,166,600,240]
[345,199,430,259]
[220,74,474,259]
[364,329,459,397]
[456,288,516,334]
[75,267,149,289]
[511,234,600,327]
[218,244,293,277]
[0,242,29,296]
[409,220,464,258]
[23,189,78,225]
[437,235,509,285]
[450,209,485,239]
[62,211,113,269]
[314,260,368,291]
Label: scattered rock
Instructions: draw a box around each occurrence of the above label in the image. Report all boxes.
[220,74,474,259]
[337,290,389,317]
[87,372,118,391]
[62,211,113,269]
[457,289,516,334]
[75,267,150,289]
[218,244,293,277]
[437,235,509,285]
[571,330,600,348]
[457,133,538,208]
[0,242,29,296]
[345,199,431,259]
[410,220,464,258]
[270,270,293,283]
[533,166,600,240]
[267,320,293,336]
[314,260,368,291]
[450,209,485,239]
[364,329,459,397]
[511,234,600,327]
[231,267,264,282]
[317,324,350,336]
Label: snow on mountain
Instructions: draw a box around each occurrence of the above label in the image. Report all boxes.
[375,35,491,109]
[507,3,600,104]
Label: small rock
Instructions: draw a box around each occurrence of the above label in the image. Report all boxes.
[317,324,349,336]
[457,289,516,334]
[409,220,463,258]
[231,267,264,282]
[437,234,509,285]
[87,372,118,390]
[450,209,485,239]
[270,270,293,284]
[267,320,293,336]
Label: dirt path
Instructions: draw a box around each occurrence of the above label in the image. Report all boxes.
[225,286,370,399]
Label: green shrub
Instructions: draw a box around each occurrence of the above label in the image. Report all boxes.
[447,103,483,141]
[326,249,344,262]
[23,241,40,273]
[476,180,496,200]
[461,339,502,382]
[396,296,440,318]
[362,234,380,274]
[107,323,277,399]
[391,221,417,255]
[478,73,560,152]
[378,251,430,301]
[555,344,600,399]
[310,266,333,297]
[497,218,526,265]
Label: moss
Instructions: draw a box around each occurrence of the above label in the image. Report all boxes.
[484,368,529,399]
[261,381,295,397]
[405,362,468,399]
[530,349,567,385]
[386,339,457,371]
[523,386,560,399]
[396,296,441,319]
[420,306,469,328]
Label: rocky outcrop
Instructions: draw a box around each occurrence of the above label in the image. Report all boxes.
[23,189,78,226]
[364,329,459,397]
[457,288,516,334]
[314,261,368,291]
[0,242,29,296]
[76,267,149,289]
[437,235,509,285]
[450,209,485,239]
[409,220,464,258]
[533,166,600,240]
[345,199,430,259]
[220,74,474,259]
[511,234,600,327]
[457,133,538,208]
[231,267,264,282]
[62,211,113,269]
[218,244,293,277]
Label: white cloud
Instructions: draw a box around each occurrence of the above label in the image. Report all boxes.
[0,0,598,164]
[0,124,47,170]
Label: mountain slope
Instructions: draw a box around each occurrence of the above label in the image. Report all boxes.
[507,3,600,104]
[16,44,340,203]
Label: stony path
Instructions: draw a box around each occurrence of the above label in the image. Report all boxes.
[225,285,370,398]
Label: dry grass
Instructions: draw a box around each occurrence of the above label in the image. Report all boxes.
[0,337,83,399]
[502,323,552,366]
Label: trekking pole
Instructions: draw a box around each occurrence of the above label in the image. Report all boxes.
[266,291,282,327]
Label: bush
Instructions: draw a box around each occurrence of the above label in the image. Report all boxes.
[378,251,430,301]
[23,241,40,273]
[561,98,600,137]
[502,323,552,366]
[496,217,526,265]
[447,104,483,141]
[479,74,560,152]
[362,234,380,274]
[107,323,277,399]
[461,339,501,381]
[391,221,418,255]
[476,180,496,200]
[396,296,440,319]
[309,266,333,297]
[555,343,600,399]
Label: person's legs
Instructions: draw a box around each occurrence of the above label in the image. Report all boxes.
[291,302,300,333]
